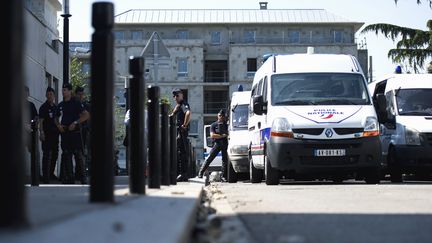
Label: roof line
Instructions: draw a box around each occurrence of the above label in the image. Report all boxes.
[118,8,328,12]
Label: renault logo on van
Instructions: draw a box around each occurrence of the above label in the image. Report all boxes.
[325,128,333,138]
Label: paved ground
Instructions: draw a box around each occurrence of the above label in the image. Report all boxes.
[208,180,432,243]
[0,177,204,243]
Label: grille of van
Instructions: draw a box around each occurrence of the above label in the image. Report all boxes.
[334,128,364,135]
[292,128,324,135]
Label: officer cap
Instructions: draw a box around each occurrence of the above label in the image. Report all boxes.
[62,83,73,90]
[172,88,182,95]
[218,109,226,116]
[46,87,55,93]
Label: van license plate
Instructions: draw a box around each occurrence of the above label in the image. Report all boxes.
[314,149,346,157]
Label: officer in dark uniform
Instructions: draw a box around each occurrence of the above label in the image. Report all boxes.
[198,109,229,181]
[74,86,91,174]
[55,83,90,184]
[169,88,192,182]
[38,87,59,183]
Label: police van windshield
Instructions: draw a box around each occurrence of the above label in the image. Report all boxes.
[396,89,432,116]
[271,73,370,106]
[231,104,248,130]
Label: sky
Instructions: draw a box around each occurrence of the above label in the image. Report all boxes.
[62,0,432,79]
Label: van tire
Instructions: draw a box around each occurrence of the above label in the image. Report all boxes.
[227,160,238,183]
[250,157,263,183]
[365,169,381,184]
[264,156,279,185]
[388,147,403,183]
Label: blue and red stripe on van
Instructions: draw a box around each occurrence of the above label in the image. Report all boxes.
[250,127,271,155]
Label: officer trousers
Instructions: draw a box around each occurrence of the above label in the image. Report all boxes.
[177,129,189,176]
[60,132,85,184]
[41,131,59,183]
[202,142,228,178]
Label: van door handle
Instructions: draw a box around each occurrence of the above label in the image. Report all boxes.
[258,122,261,129]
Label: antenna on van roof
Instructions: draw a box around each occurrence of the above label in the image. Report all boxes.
[272,55,276,73]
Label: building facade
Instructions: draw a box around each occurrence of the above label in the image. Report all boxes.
[24,0,63,108]
[111,6,366,161]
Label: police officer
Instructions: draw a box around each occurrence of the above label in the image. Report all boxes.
[169,88,191,182]
[55,83,90,184]
[39,87,59,183]
[198,109,229,181]
[74,86,91,174]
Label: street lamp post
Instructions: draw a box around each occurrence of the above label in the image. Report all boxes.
[61,0,71,84]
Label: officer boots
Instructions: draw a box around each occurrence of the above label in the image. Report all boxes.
[198,160,211,178]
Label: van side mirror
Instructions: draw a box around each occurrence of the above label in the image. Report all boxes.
[253,95,264,115]
[376,94,388,124]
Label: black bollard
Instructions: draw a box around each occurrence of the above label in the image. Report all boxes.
[1,0,27,228]
[160,103,170,186]
[169,115,177,185]
[129,57,146,194]
[30,119,40,186]
[148,86,161,188]
[90,2,114,203]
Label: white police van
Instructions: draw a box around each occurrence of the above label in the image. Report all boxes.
[227,90,251,182]
[369,74,432,182]
[249,49,382,185]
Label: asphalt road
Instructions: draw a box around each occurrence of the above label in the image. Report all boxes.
[210,180,432,243]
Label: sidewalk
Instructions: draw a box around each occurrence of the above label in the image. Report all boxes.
[0,177,204,243]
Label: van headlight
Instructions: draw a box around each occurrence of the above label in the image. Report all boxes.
[405,127,421,145]
[362,117,379,137]
[230,145,248,155]
[271,118,294,138]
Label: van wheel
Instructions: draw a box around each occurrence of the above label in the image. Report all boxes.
[365,169,381,184]
[227,160,238,183]
[264,156,279,185]
[250,157,263,183]
[388,148,403,183]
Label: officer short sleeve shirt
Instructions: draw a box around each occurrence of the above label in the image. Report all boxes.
[210,121,228,144]
[56,99,85,126]
[175,101,191,128]
[39,101,57,132]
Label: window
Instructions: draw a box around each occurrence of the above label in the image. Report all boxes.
[288,30,300,43]
[131,30,143,40]
[247,58,257,75]
[178,59,188,77]
[211,31,221,44]
[176,30,189,39]
[334,30,343,43]
[262,77,268,102]
[114,31,125,40]
[244,30,256,43]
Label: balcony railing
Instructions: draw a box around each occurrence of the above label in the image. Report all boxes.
[229,36,354,45]
[205,70,228,83]
[204,101,229,114]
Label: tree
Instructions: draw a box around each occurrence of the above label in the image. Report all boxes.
[395,0,432,7]
[70,57,89,92]
[361,20,432,73]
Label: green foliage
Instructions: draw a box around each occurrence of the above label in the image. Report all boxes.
[361,20,432,73]
[114,103,126,147]
[70,57,89,92]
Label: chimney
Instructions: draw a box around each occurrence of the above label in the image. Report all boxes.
[259,2,268,10]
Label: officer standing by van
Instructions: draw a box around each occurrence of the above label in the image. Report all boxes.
[169,88,191,182]
[198,109,229,181]
[55,83,90,184]
[39,87,59,183]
